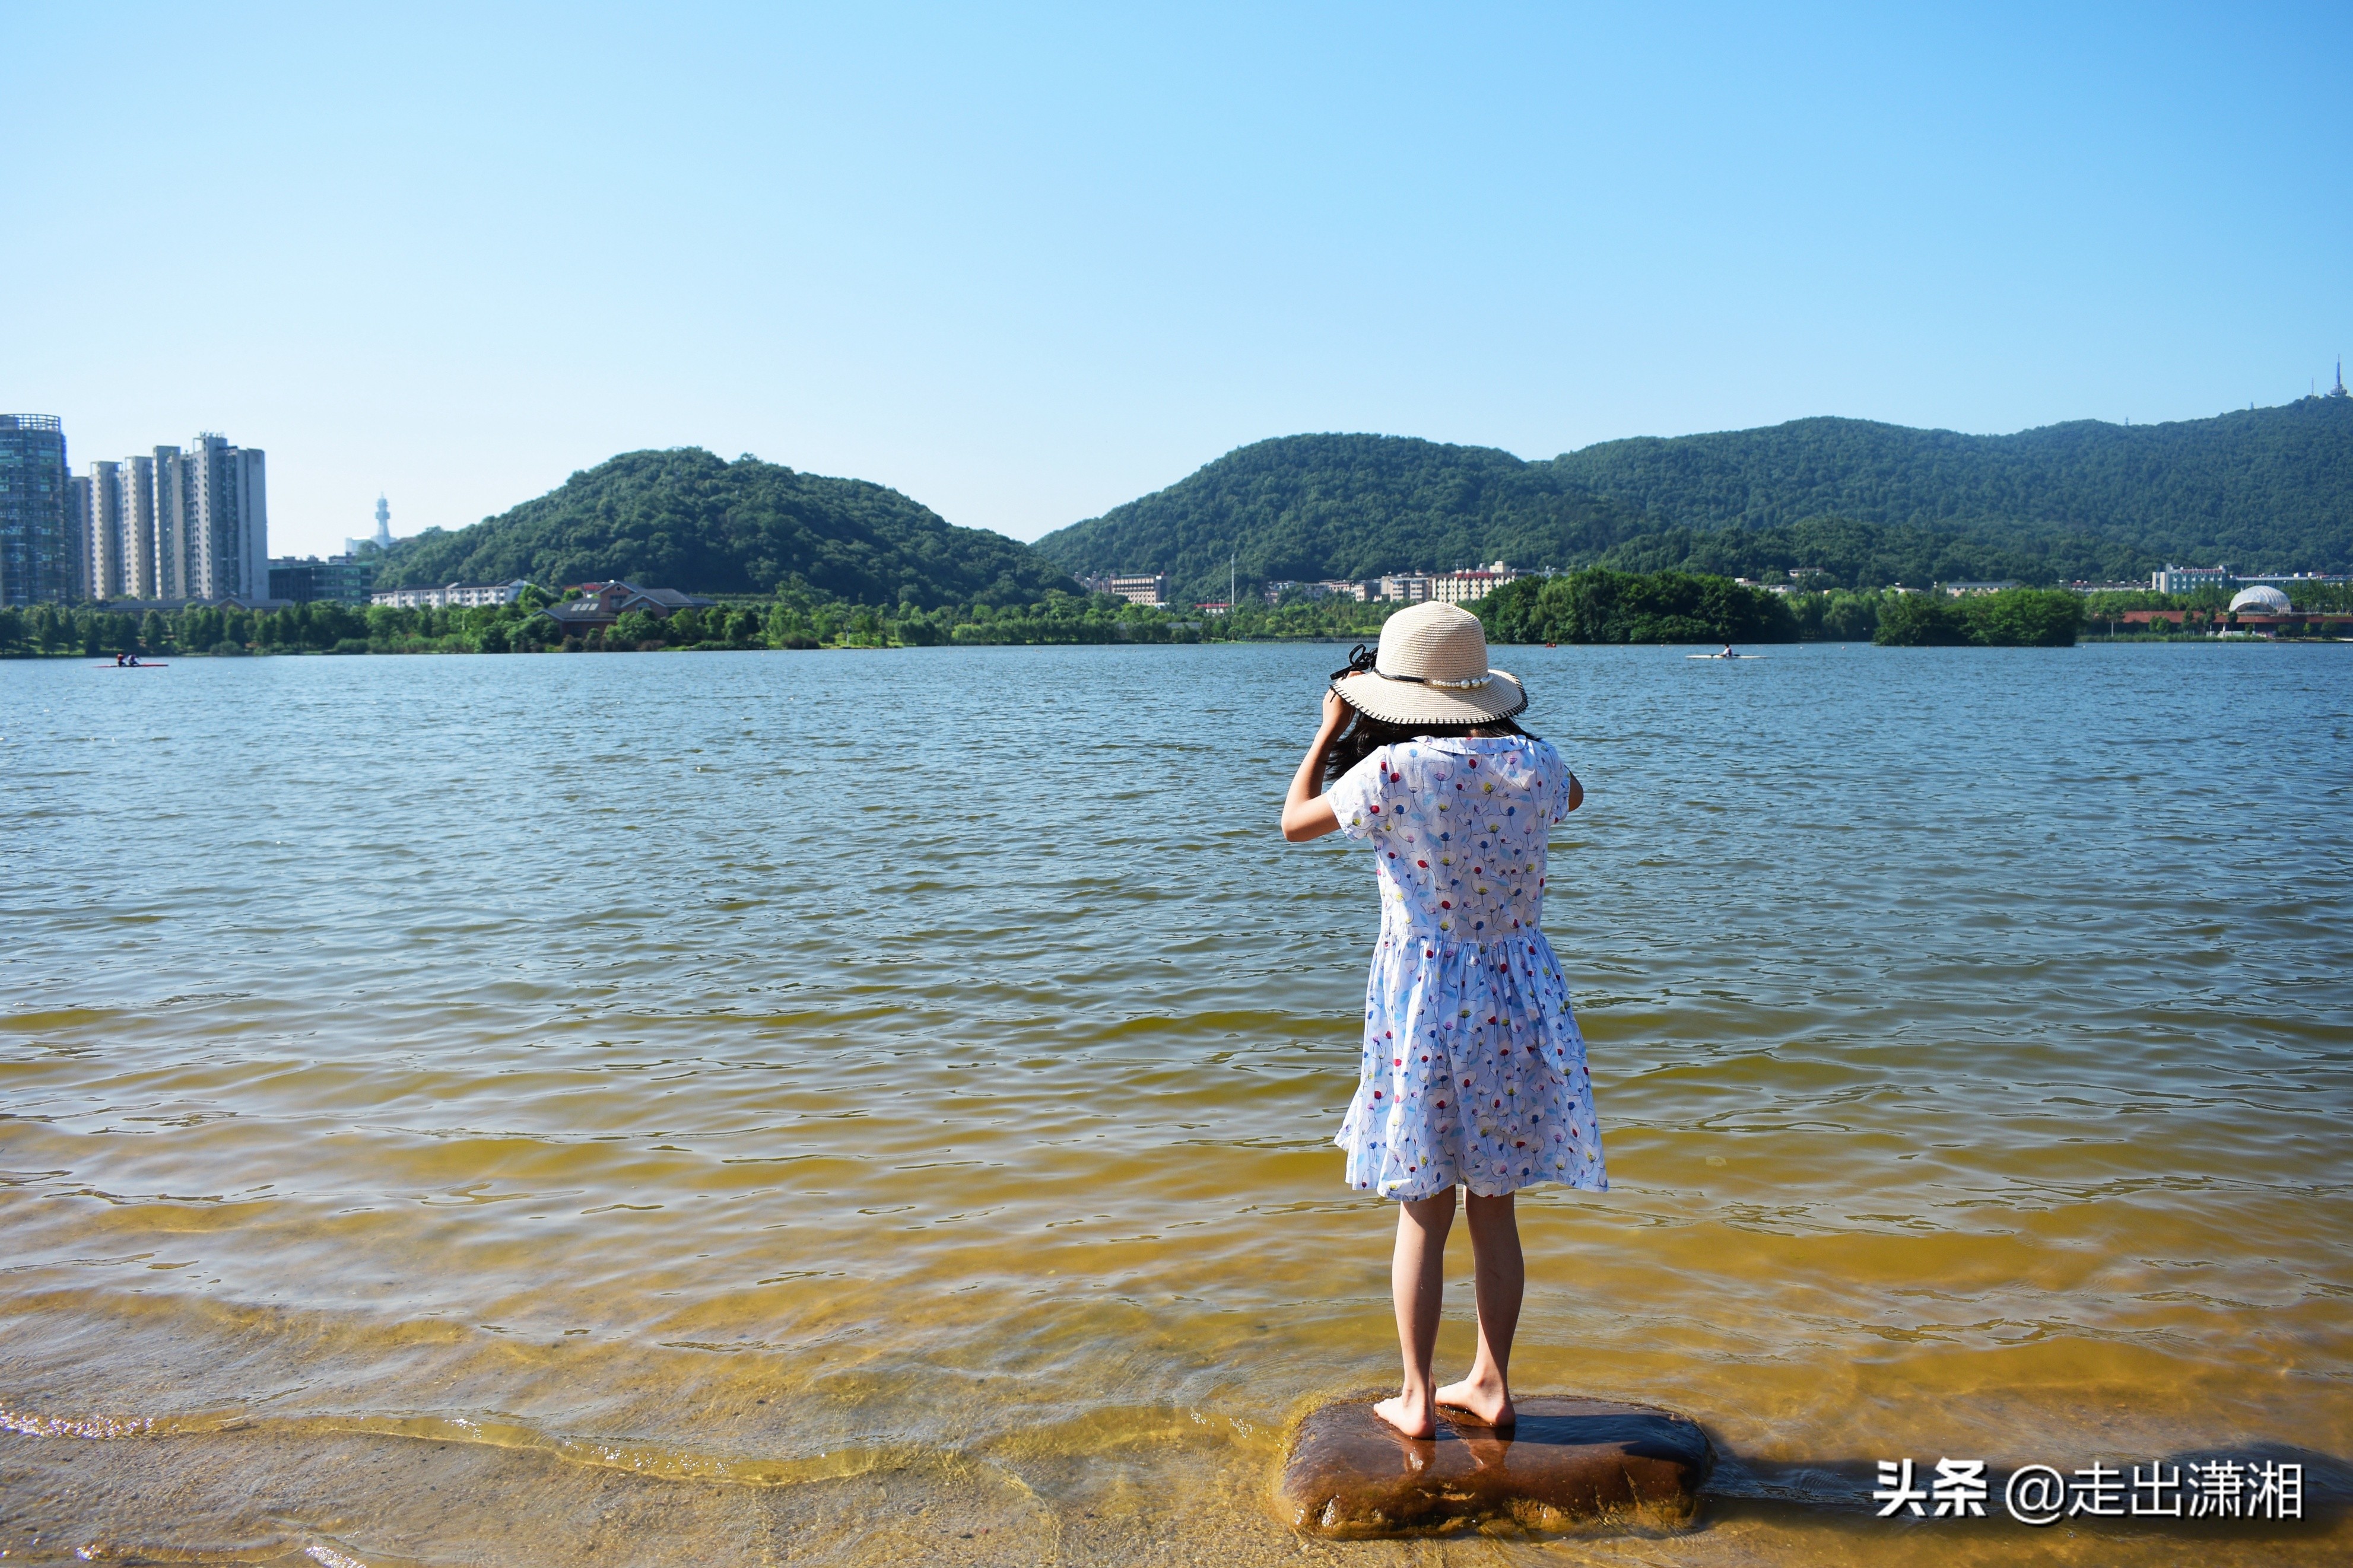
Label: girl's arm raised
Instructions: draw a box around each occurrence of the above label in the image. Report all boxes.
[1280,688,1352,842]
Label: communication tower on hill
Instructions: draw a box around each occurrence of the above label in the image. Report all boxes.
[2332,358,2348,398]
[345,494,396,558]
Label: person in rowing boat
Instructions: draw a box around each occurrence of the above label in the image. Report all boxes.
[1717,643,1733,659]
[114,651,126,666]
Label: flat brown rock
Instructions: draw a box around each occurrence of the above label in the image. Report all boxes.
[1278,1395,1712,1538]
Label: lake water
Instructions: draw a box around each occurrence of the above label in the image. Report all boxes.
[3,641,2348,1566]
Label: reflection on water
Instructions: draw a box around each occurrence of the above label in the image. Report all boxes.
[2,641,2348,1564]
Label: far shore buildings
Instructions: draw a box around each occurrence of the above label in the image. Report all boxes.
[1432,563,1519,604]
[82,434,268,603]
[1,415,71,607]
[1081,573,1171,607]
[2120,605,2353,634]
[370,578,538,610]
[347,495,395,559]
[275,498,413,605]
[1088,567,1533,609]
[270,555,378,606]
[1266,564,1523,606]
[1265,578,1374,603]
[538,580,715,638]
[3,415,270,607]
[2151,563,2353,593]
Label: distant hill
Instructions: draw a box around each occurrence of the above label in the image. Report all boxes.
[1036,396,2353,597]
[377,449,1078,605]
[1031,434,1657,603]
[1552,395,2353,573]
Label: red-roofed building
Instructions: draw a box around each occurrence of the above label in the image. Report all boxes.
[541,580,716,636]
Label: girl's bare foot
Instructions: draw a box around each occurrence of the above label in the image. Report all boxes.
[1436,1375,1514,1430]
[1373,1392,1438,1439]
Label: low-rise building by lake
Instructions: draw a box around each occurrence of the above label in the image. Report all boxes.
[539,580,715,638]
[1433,562,1520,604]
[1080,573,1171,607]
[371,579,538,610]
[269,554,376,606]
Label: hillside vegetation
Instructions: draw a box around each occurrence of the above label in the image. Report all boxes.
[1588,514,2134,589]
[377,449,1077,605]
[1036,397,2353,599]
[1032,435,1656,603]
[1554,395,2353,572]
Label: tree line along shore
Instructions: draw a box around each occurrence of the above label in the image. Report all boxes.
[46,396,2307,663]
[8,574,2348,659]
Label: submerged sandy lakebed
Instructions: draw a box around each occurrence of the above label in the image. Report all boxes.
[2,641,2348,1565]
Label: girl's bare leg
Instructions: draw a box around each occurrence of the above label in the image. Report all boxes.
[1373,1190,1457,1438]
[1437,1192,1522,1428]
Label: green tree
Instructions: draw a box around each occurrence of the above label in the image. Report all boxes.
[366,605,412,644]
[1873,588,2081,647]
[1481,569,1798,644]
[609,608,661,647]
[1961,589,2081,647]
[1872,594,1969,646]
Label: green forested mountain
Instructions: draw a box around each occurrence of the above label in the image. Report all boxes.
[1588,514,2143,589]
[1036,396,2353,598]
[380,396,2352,610]
[377,449,1078,605]
[1031,435,1657,603]
[1552,395,2353,573]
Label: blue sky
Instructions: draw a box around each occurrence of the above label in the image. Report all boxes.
[6,2,2348,556]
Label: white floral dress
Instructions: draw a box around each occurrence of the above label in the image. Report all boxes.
[1323,736,1607,1200]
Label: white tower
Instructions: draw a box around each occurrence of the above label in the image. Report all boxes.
[373,494,392,548]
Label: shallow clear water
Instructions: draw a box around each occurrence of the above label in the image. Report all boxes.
[2,641,2348,1566]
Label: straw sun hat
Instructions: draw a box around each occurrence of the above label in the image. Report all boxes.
[1330,602,1527,726]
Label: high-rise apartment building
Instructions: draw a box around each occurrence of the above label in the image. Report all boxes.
[117,454,160,599]
[15,421,269,605]
[1,414,72,606]
[176,433,268,601]
[120,435,268,603]
[77,460,125,600]
[68,473,93,597]
[155,446,190,599]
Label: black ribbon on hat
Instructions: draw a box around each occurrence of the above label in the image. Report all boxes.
[1329,642,1494,689]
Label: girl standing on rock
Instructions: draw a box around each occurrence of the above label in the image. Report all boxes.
[1280,602,1606,1439]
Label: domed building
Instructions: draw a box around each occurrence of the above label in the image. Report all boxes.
[2228,586,2291,616]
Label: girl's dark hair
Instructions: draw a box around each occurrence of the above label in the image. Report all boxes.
[1323,705,1529,790]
